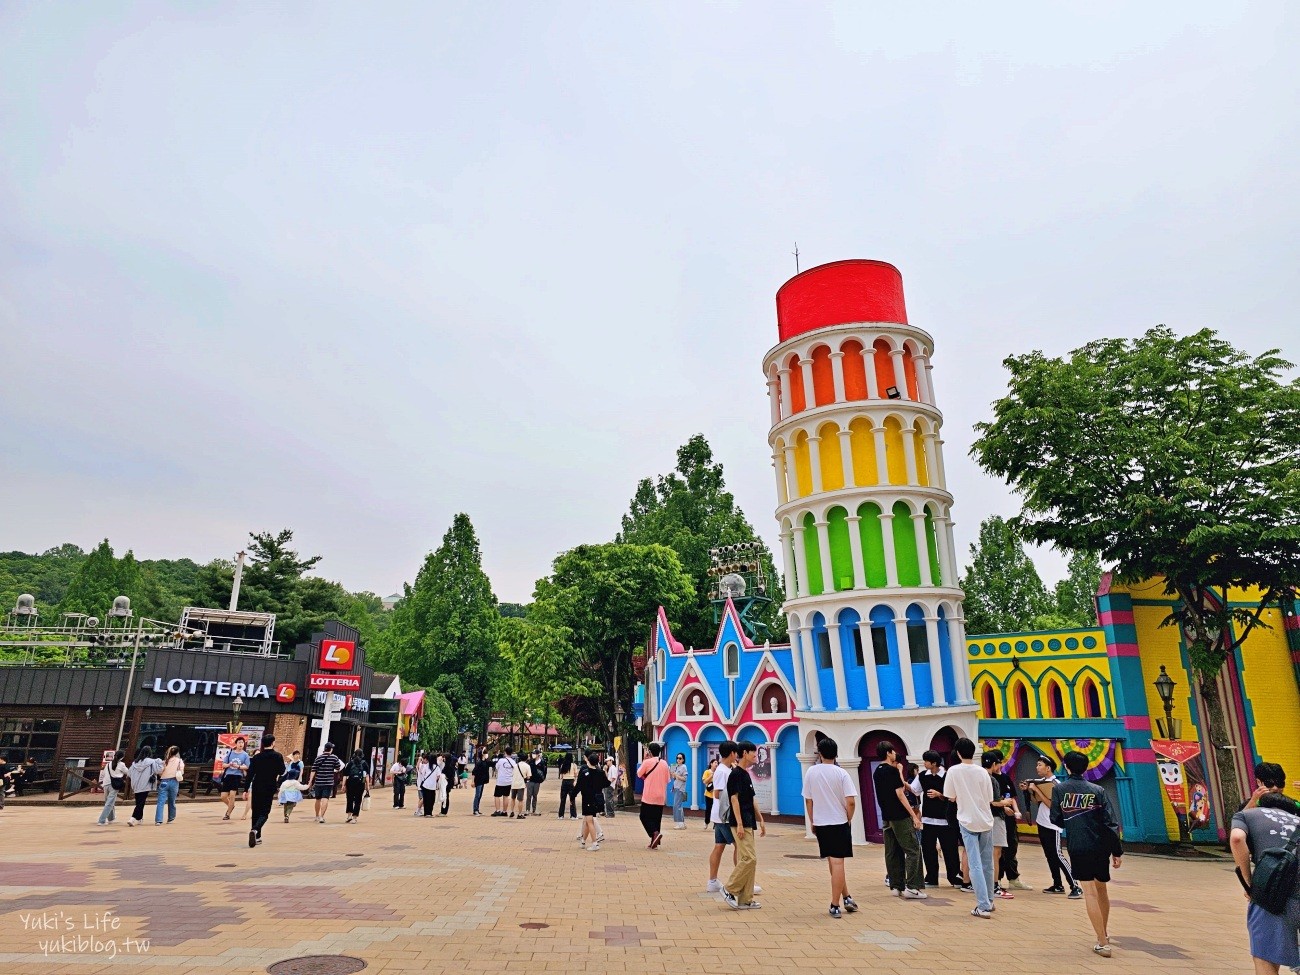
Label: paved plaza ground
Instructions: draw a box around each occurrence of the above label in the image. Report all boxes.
[0,781,1253,975]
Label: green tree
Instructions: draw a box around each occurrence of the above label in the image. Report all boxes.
[59,540,125,617]
[532,542,694,739]
[959,517,1052,634]
[1054,549,1103,627]
[971,326,1300,819]
[378,514,499,739]
[494,617,599,748]
[616,434,782,648]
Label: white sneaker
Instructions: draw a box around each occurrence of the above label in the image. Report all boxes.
[706,879,722,893]
[596,832,606,841]
[902,888,928,899]
[753,884,762,894]
[588,843,600,852]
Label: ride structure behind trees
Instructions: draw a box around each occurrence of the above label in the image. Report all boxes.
[971,326,1300,820]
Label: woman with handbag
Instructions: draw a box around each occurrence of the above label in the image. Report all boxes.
[126,747,161,826]
[343,751,371,824]
[97,749,129,825]
[671,752,689,829]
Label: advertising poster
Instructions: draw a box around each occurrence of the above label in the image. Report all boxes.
[213,726,264,778]
[752,744,774,812]
[1152,738,1212,830]
[370,746,389,786]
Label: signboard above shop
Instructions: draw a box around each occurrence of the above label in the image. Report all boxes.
[308,672,362,692]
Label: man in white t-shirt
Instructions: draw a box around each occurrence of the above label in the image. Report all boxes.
[943,737,996,919]
[1022,753,1081,897]
[802,738,860,919]
[493,748,517,817]
[706,742,737,893]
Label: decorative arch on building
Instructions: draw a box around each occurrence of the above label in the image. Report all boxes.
[923,503,943,585]
[835,607,869,709]
[753,680,791,719]
[901,344,919,400]
[1046,679,1066,718]
[872,339,894,399]
[1012,679,1031,719]
[801,511,824,595]
[869,604,904,709]
[786,353,806,414]
[858,727,910,844]
[825,505,853,591]
[882,416,907,484]
[892,500,922,586]
[677,687,714,722]
[840,338,868,400]
[848,417,879,486]
[978,680,998,718]
[856,501,888,587]
[904,603,934,707]
[818,421,845,491]
[793,429,812,497]
[810,344,835,407]
[912,419,930,486]
[1081,676,1102,718]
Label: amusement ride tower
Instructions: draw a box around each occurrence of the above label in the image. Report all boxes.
[763,259,977,840]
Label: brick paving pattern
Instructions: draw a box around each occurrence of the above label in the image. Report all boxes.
[0,783,1253,974]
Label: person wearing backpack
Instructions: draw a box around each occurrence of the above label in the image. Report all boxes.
[342,751,370,824]
[1050,750,1123,958]
[1231,791,1300,974]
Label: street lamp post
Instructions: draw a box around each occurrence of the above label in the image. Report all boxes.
[1152,665,1193,850]
[614,703,628,807]
[228,696,244,734]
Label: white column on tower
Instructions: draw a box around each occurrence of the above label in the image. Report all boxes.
[924,613,946,705]
[777,366,793,420]
[829,350,846,402]
[893,616,918,708]
[889,348,909,400]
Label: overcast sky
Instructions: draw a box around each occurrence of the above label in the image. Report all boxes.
[2,3,1296,604]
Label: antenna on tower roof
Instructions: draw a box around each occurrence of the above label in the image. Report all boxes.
[792,242,800,273]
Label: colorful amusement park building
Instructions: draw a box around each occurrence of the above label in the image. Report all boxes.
[644,258,1300,847]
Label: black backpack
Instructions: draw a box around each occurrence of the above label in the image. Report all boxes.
[1244,832,1300,915]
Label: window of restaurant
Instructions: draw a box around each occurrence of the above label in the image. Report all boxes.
[135,723,227,767]
[0,717,62,766]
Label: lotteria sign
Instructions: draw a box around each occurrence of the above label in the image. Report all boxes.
[148,678,274,699]
[308,672,363,692]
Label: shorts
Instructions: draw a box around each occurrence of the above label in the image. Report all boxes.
[1247,900,1300,968]
[581,798,603,817]
[510,787,525,801]
[991,817,1008,848]
[311,783,333,800]
[713,823,735,846]
[815,822,854,859]
[1070,849,1112,883]
[493,784,511,798]
[219,775,245,794]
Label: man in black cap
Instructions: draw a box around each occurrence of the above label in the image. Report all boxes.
[245,735,286,848]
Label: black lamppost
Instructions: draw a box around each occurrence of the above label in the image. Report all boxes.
[614,703,627,806]
[1152,665,1193,849]
[228,695,244,734]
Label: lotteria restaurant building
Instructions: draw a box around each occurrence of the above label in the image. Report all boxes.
[0,605,391,787]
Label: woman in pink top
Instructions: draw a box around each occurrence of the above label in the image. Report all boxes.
[637,742,672,849]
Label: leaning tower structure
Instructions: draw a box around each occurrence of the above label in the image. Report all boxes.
[764,259,977,842]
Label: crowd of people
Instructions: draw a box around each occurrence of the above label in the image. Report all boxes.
[63,731,1300,968]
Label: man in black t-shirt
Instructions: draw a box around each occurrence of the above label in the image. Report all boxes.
[874,741,925,897]
[987,749,1027,890]
[471,753,491,815]
[245,735,286,848]
[721,741,766,910]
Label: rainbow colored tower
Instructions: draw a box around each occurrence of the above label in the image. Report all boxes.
[764,260,977,837]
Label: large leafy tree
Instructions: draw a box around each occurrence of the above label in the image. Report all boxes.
[532,543,694,742]
[960,517,1052,634]
[1053,549,1103,627]
[376,514,499,739]
[493,617,600,748]
[971,326,1300,818]
[616,434,782,648]
[57,540,125,617]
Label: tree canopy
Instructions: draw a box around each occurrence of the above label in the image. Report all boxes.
[616,434,782,648]
[532,542,694,736]
[373,513,499,738]
[971,325,1300,816]
[959,517,1051,634]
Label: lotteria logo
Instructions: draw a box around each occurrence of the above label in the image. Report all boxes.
[149,678,272,698]
[318,639,356,671]
[275,683,297,703]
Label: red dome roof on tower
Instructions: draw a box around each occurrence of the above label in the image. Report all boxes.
[775,259,908,343]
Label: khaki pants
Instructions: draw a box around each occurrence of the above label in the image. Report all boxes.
[724,828,758,905]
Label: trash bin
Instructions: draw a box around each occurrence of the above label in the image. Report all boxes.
[63,757,88,794]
